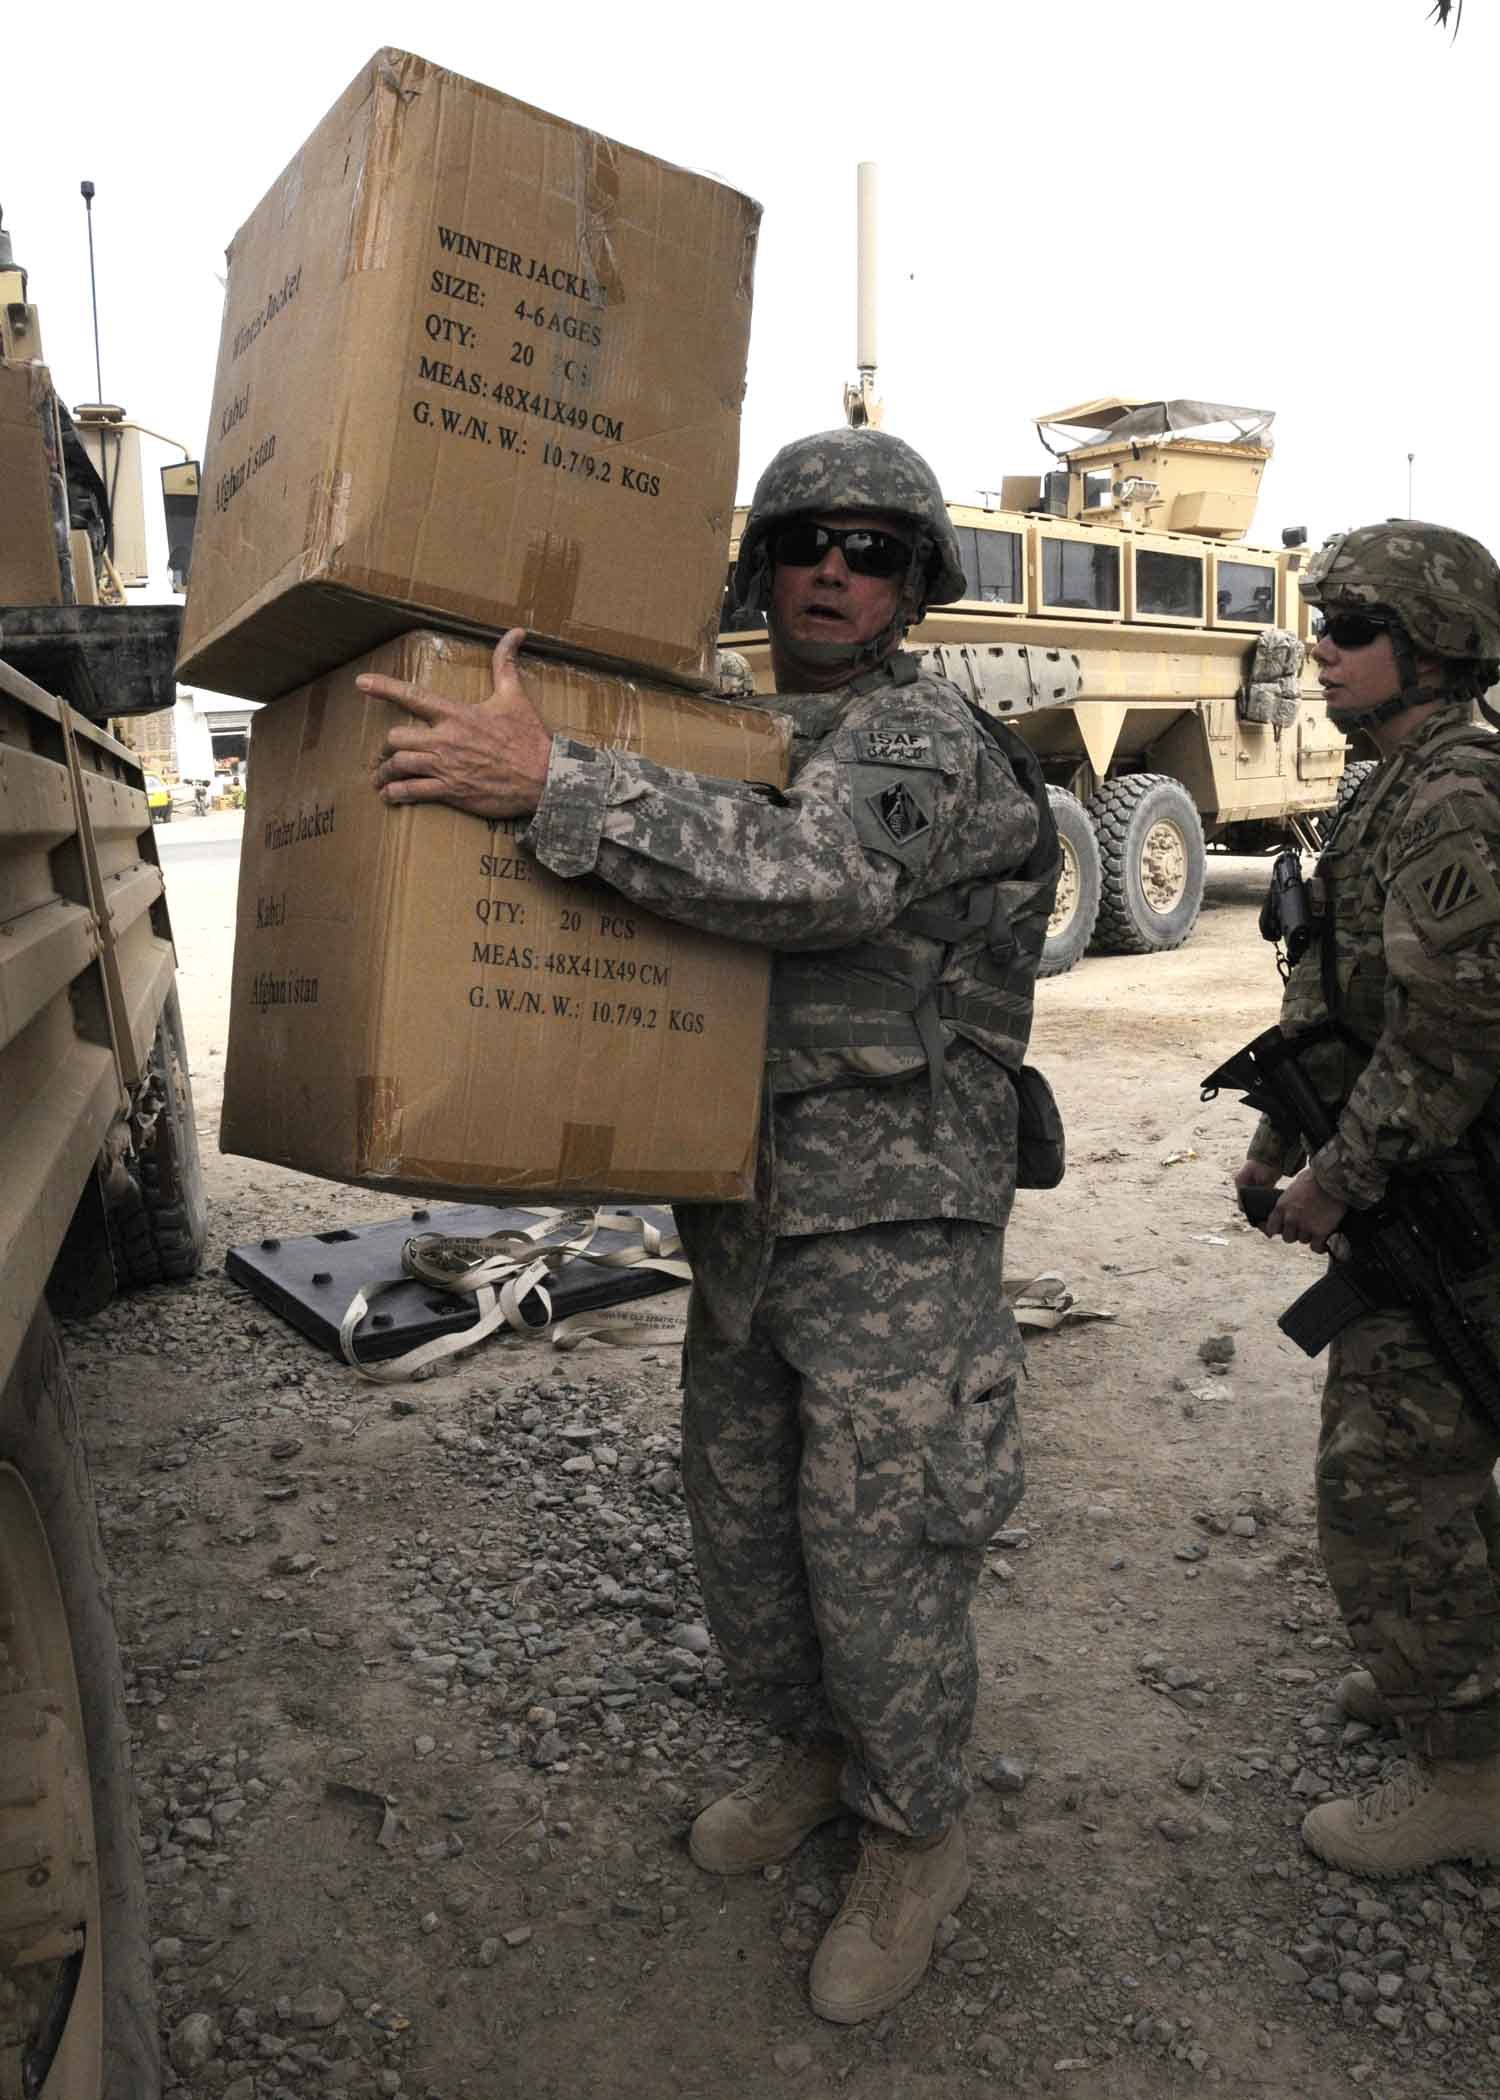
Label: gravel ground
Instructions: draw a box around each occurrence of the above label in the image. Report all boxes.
[55,824,1500,2100]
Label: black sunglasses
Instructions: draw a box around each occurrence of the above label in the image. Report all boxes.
[771,521,912,580]
[1314,611,1394,650]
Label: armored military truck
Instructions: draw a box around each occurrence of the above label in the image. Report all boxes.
[722,398,1351,974]
[1,206,202,2100]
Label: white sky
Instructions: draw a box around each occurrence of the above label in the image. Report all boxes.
[4,0,1491,610]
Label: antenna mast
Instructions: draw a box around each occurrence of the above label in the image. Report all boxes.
[842,163,884,430]
[80,181,103,403]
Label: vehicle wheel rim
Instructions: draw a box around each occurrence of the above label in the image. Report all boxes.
[1048,836,1081,936]
[0,1465,104,2095]
[1139,820,1188,916]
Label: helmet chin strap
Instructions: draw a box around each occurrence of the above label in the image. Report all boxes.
[768,613,907,680]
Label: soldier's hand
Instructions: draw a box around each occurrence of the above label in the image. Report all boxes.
[1266,1166,1347,1254]
[359,629,553,819]
[1235,1159,1281,1195]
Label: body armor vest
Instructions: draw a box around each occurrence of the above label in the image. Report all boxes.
[767,657,1060,1106]
[1283,720,1500,1211]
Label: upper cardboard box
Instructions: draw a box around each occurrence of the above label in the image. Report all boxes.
[178,50,760,700]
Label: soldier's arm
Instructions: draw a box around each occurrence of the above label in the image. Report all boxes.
[523,700,1039,950]
[1245,1115,1304,1176]
[1311,790,1500,1208]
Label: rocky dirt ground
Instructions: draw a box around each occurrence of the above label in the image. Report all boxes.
[60,815,1500,2100]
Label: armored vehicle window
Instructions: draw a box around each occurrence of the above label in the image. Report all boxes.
[1136,549,1204,620]
[1042,538,1120,612]
[1216,560,1275,624]
[957,527,1022,604]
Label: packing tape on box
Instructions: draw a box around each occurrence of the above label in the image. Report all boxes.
[347,57,417,275]
[578,130,625,307]
[557,1118,616,1185]
[338,1204,691,1381]
[306,471,353,568]
[520,529,583,632]
[356,1074,402,1172]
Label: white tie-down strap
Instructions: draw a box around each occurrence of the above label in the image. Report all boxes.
[339,1207,692,1382]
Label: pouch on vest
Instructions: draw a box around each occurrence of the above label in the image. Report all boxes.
[1237,627,1303,727]
[1013,1064,1065,1189]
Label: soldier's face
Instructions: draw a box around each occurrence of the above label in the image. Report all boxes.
[768,512,909,651]
[1313,624,1403,719]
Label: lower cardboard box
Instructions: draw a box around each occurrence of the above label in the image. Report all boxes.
[221,632,789,1202]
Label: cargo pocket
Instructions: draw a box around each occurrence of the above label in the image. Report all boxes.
[924,1381,1024,1548]
[844,1407,926,1577]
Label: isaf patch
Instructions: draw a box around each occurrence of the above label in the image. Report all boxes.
[856,729,933,766]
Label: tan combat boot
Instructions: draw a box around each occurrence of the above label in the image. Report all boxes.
[1337,1669,1392,1728]
[689,1741,846,1875]
[808,1822,970,2025]
[1302,1754,1500,1876]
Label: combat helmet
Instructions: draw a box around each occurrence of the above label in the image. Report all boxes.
[733,429,965,676]
[713,648,756,700]
[1301,520,1500,726]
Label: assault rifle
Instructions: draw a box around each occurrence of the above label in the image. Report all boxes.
[1202,1024,1500,1436]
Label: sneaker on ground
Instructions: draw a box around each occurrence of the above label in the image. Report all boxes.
[808,1821,970,2025]
[688,1740,846,1876]
[1301,1755,1500,1876]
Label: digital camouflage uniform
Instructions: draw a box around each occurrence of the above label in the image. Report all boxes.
[525,646,1045,1836]
[714,648,757,700]
[1250,528,1500,1762]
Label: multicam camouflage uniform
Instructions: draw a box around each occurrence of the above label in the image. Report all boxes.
[526,532,1049,1832]
[1250,524,1500,1761]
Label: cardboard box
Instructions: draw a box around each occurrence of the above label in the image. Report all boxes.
[0,363,65,604]
[221,632,788,1202]
[178,49,760,701]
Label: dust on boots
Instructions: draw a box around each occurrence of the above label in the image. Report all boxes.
[1302,1755,1500,1876]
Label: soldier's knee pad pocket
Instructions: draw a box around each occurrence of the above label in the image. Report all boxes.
[924,1381,1024,1550]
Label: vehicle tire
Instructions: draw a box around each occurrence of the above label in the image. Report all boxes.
[0,1307,161,2099]
[1039,786,1101,977]
[108,988,206,1288]
[1088,773,1207,955]
[46,1172,119,1321]
[1311,758,1377,846]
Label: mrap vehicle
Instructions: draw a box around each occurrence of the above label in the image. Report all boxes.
[1,204,203,2099]
[722,396,1356,975]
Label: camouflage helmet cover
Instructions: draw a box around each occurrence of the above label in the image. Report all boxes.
[713,648,756,699]
[734,427,967,614]
[1300,520,1500,663]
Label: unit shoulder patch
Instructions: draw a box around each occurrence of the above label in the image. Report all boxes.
[871,780,932,845]
[1390,829,1500,954]
[849,761,941,865]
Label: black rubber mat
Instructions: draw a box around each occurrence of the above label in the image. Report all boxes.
[224,1203,684,1363]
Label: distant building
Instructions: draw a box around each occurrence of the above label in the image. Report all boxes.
[119,688,260,777]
